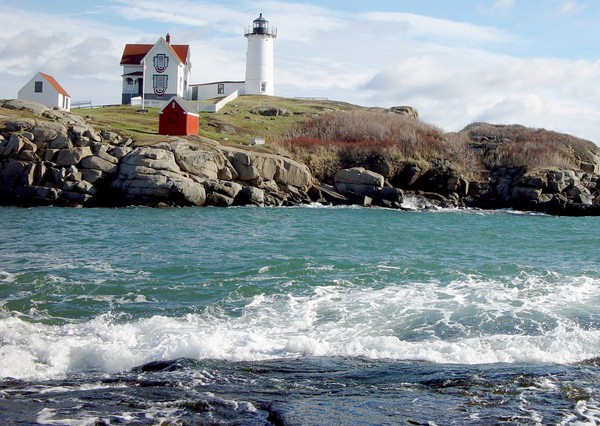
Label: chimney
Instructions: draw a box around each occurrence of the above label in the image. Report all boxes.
[166,33,171,44]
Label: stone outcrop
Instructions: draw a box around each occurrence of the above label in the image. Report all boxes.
[251,107,291,117]
[385,106,419,120]
[472,168,600,215]
[0,100,314,208]
[331,167,404,208]
[1,99,599,215]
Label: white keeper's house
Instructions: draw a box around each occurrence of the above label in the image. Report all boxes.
[18,72,72,111]
[120,33,191,105]
[120,14,277,106]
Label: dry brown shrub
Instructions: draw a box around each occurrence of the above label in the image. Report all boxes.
[462,123,598,171]
[276,110,478,181]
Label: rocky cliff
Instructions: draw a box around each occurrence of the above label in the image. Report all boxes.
[1,99,599,215]
[0,100,312,208]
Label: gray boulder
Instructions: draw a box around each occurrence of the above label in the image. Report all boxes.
[251,107,290,117]
[386,106,419,119]
[171,177,206,206]
[122,147,181,174]
[334,167,384,197]
[222,146,312,191]
[47,132,72,150]
[204,179,243,199]
[171,140,222,179]
[2,99,48,115]
[31,123,64,146]
[229,151,261,182]
[236,186,265,205]
[206,192,235,207]
[80,156,118,174]
[2,134,25,157]
[111,146,133,160]
[112,145,207,206]
[4,118,36,132]
[511,186,542,202]
[56,147,93,167]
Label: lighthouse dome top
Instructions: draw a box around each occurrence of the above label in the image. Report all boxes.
[245,13,277,37]
[254,13,268,23]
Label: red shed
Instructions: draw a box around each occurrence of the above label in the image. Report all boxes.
[158,96,199,136]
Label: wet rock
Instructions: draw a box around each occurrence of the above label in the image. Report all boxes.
[511,186,542,202]
[392,163,423,188]
[236,186,265,205]
[308,184,349,205]
[204,180,243,200]
[206,192,235,207]
[334,167,384,198]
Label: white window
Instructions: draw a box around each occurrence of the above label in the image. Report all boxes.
[218,83,225,95]
[260,81,267,93]
[35,81,43,92]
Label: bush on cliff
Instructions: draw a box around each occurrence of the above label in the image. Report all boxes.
[276,110,480,182]
[461,123,598,171]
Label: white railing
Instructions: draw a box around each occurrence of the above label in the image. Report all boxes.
[196,90,239,113]
[130,97,168,109]
[71,100,92,109]
[128,92,238,113]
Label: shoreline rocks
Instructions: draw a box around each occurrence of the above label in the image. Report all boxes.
[0,100,314,208]
[1,99,599,215]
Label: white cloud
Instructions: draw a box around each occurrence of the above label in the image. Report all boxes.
[485,0,516,13]
[360,12,512,46]
[555,0,584,16]
[1,0,599,144]
[360,53,600,142]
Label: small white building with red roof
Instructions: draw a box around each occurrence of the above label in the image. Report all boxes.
[120,34,191,105]
[18,72,71,111]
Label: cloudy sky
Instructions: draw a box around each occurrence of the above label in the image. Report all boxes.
[1,0,600,143]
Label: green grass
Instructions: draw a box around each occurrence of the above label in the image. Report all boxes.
[71,96,362,147]
[72,106,164,144]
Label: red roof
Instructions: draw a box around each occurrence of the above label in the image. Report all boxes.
[120,41,189,65]
[40,72,70,97]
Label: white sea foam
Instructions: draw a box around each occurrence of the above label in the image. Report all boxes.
[0,270,16,284]
[2,273,600,381]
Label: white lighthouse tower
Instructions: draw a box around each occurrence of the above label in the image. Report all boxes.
[244,13,277,96]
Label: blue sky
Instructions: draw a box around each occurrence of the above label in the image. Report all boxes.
[1,0,600,143]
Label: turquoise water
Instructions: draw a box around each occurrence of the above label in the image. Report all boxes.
[0,206,599,424]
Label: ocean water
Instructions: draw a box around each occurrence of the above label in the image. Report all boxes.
[0,204,599,425]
